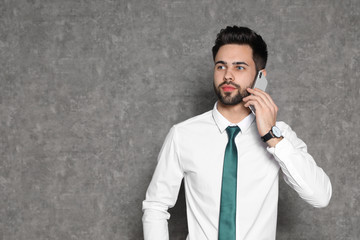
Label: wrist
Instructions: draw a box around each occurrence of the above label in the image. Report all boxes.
[266,136,283,147]
[261,125,283,144]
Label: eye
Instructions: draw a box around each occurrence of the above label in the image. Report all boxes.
[216,65,225,70]
[236,66,245,70]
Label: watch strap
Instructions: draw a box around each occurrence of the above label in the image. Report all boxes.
[261,131,274,142]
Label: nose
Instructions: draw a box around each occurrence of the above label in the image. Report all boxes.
[224,69,234,81]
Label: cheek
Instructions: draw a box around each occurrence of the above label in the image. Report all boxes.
[237,72,254,86]
[213,72,222,83]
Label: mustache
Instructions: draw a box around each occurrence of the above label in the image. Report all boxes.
[218,81,241,89]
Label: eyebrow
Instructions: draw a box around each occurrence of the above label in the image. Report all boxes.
[215,61,249,66]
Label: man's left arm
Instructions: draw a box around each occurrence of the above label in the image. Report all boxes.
[244,88,332,208]
[268,122,332,207]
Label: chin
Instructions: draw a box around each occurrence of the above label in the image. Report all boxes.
[219,97,243,106]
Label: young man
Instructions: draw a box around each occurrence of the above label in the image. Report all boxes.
[142,26,332,240]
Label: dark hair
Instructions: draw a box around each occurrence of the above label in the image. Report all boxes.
[212,26,268,70]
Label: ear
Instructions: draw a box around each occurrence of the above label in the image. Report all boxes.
[261,69,267,77]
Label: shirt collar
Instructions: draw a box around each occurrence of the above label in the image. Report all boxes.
[212,101,255,134]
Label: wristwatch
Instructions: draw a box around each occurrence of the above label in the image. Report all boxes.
[261,126,282,142]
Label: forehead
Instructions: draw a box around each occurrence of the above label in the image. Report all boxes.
[215,44,254,64]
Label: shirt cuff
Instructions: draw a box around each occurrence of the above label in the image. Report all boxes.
[266,137,294,161]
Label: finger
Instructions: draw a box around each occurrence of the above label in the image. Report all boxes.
[243,94,266,109]
[247,88,274,111]
[253,88,277,109]
[243,99,262,110]
[244,88,267,103]
[254,88,277,109]
[250,88,278,113]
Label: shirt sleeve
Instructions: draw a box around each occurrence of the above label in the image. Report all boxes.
[267,122,332,208]
[142,126,184,240]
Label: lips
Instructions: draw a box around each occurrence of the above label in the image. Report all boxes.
[221,85,237,92]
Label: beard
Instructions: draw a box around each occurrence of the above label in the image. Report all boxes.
[213,81,251,105]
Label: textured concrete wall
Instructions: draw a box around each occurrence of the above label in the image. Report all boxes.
[0,0,359,239]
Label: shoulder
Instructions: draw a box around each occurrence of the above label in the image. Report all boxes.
[174,110,214,129]
[170,109,217,138]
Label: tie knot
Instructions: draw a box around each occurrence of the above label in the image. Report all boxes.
[226,126,240,140]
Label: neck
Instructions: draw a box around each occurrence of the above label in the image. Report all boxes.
[217,101,251,124]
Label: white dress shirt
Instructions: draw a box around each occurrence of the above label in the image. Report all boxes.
[142,103,332,240]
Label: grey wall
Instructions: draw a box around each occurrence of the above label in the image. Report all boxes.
[0,0,359,239]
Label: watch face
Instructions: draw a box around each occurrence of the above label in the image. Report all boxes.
[272,126,282,138]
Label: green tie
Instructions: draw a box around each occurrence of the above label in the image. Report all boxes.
[218,126,240,240]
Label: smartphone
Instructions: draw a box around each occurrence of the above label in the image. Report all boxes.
[249,71,268,115]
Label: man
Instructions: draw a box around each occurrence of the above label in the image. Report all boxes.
[142,26,332,240]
